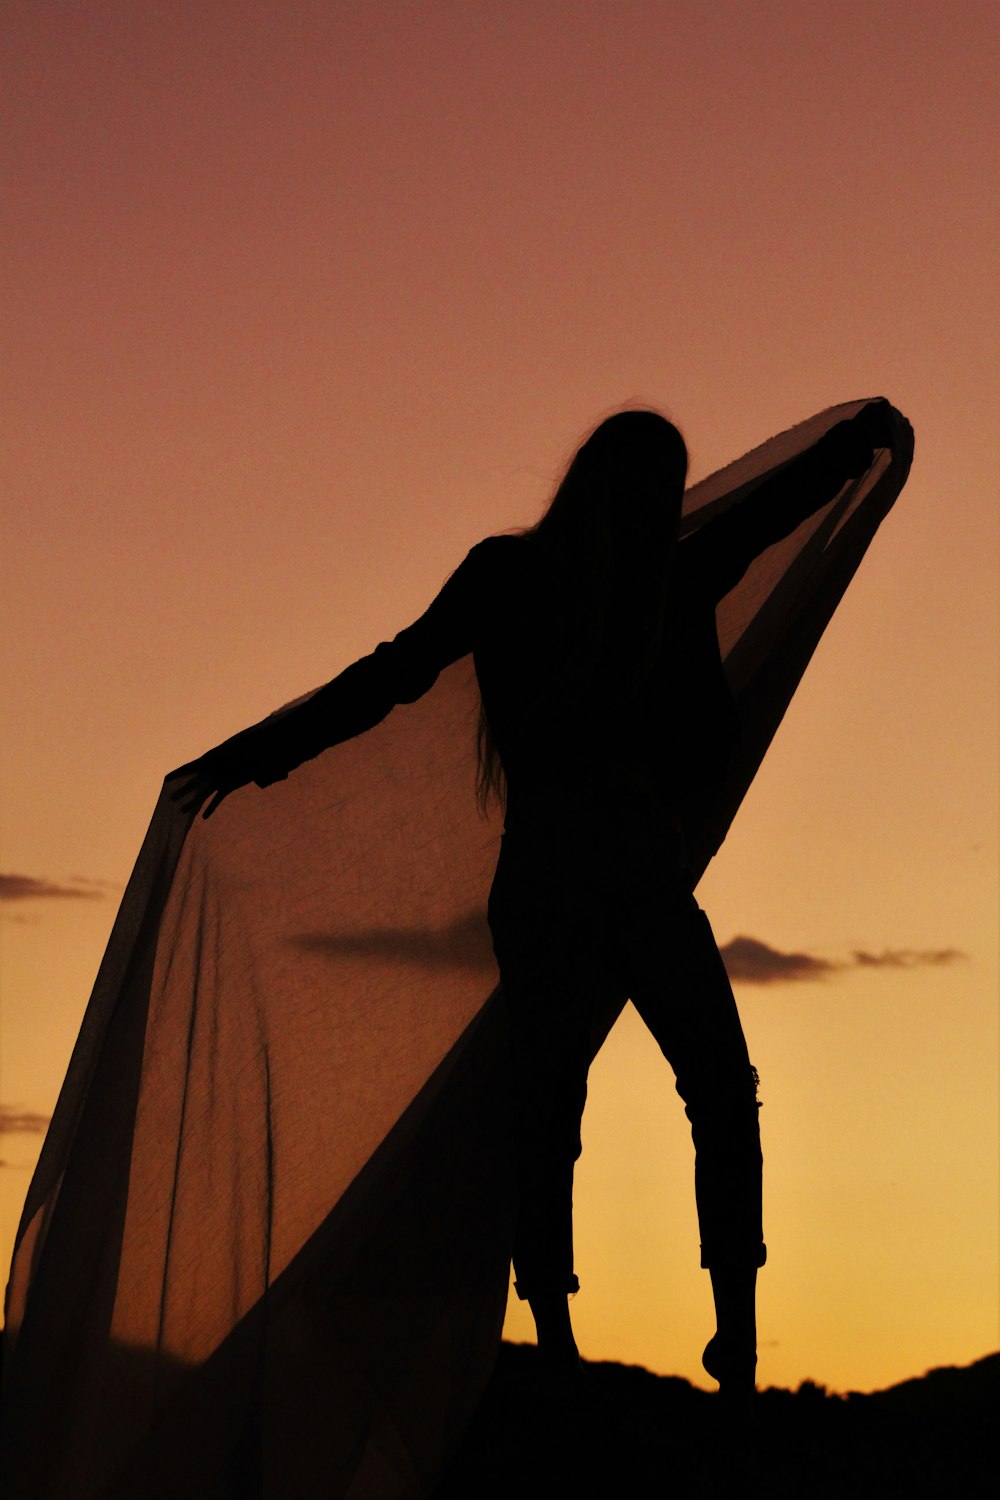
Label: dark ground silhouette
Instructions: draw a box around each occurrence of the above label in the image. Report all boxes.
[4,1320,991,1497]
[435,1342,998,1500]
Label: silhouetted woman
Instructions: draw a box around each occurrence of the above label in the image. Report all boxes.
[174,398,896,1398]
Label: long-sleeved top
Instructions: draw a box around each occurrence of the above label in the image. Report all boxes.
[244,416,877,830]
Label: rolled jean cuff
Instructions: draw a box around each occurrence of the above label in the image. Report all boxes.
[700,1242,767,1270]
[514,1272,580,1302]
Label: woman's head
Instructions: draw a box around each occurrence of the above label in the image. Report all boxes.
[477,407,688,814]
[534,408,688,555]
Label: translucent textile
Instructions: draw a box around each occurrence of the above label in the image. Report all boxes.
[1,401,913,1498]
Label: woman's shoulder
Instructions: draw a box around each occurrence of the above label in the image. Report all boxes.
[470,530,532,556]
[464,530,534,577]
[454,534,540,631]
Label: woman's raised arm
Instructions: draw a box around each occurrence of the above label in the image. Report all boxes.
[170,542,489,818]
[693,400,909,602]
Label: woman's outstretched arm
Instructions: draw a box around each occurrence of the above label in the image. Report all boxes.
[170,542,489,817]
[693,399,908,601]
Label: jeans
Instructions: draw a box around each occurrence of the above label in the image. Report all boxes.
[487,801,765,1299]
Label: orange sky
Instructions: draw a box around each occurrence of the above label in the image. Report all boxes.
[2,0,997,1394]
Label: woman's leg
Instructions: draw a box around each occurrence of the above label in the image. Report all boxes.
[503,977,592,1370]
[504,970,591,1321]
[621,899,765,1387]
[488,836,618,1366]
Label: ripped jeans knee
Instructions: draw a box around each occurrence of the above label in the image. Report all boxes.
[688,1062,765,1269]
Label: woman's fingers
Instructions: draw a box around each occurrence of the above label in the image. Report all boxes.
[168,769,229,815]
[855,398,894,447]
[178,784,212,815]
[169,775,199,803]
[168,767,243,818]
[167,745,260,816]
[169,772,208,804]
[167,757,206,781]
[202,788,229,819]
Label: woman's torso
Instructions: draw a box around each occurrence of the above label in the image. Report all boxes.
[471,534,739,858]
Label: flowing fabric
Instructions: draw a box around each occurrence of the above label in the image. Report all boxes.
[1,401,912,1498]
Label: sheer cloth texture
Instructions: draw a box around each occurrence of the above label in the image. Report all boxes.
[2,401,912,1498]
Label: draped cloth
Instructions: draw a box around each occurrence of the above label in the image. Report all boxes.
[2,401,912,1498]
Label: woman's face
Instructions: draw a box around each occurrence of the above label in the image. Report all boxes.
[589,414,686,549]
[609,451,684,555]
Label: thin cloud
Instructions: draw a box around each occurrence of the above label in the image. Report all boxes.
[852,947,966,969]
[0,873,113,903]
[722,936,968,986]
[0,1107,51,1134]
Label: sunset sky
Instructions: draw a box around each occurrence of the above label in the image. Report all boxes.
[2,0,997,1396]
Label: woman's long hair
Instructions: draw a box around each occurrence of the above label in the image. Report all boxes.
[477,409,688,812]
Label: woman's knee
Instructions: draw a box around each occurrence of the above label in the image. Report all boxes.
[682,1062,762,1145]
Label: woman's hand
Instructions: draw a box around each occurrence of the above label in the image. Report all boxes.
[826,400,911,482]
[168,730,273,819]
[852,398,898,449]
[168,752,244,819]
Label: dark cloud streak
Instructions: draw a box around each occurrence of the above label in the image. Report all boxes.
[722,936,968,986]
[0,873,114,903]
[0,1107,51,1134]
[721,936,839,984]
